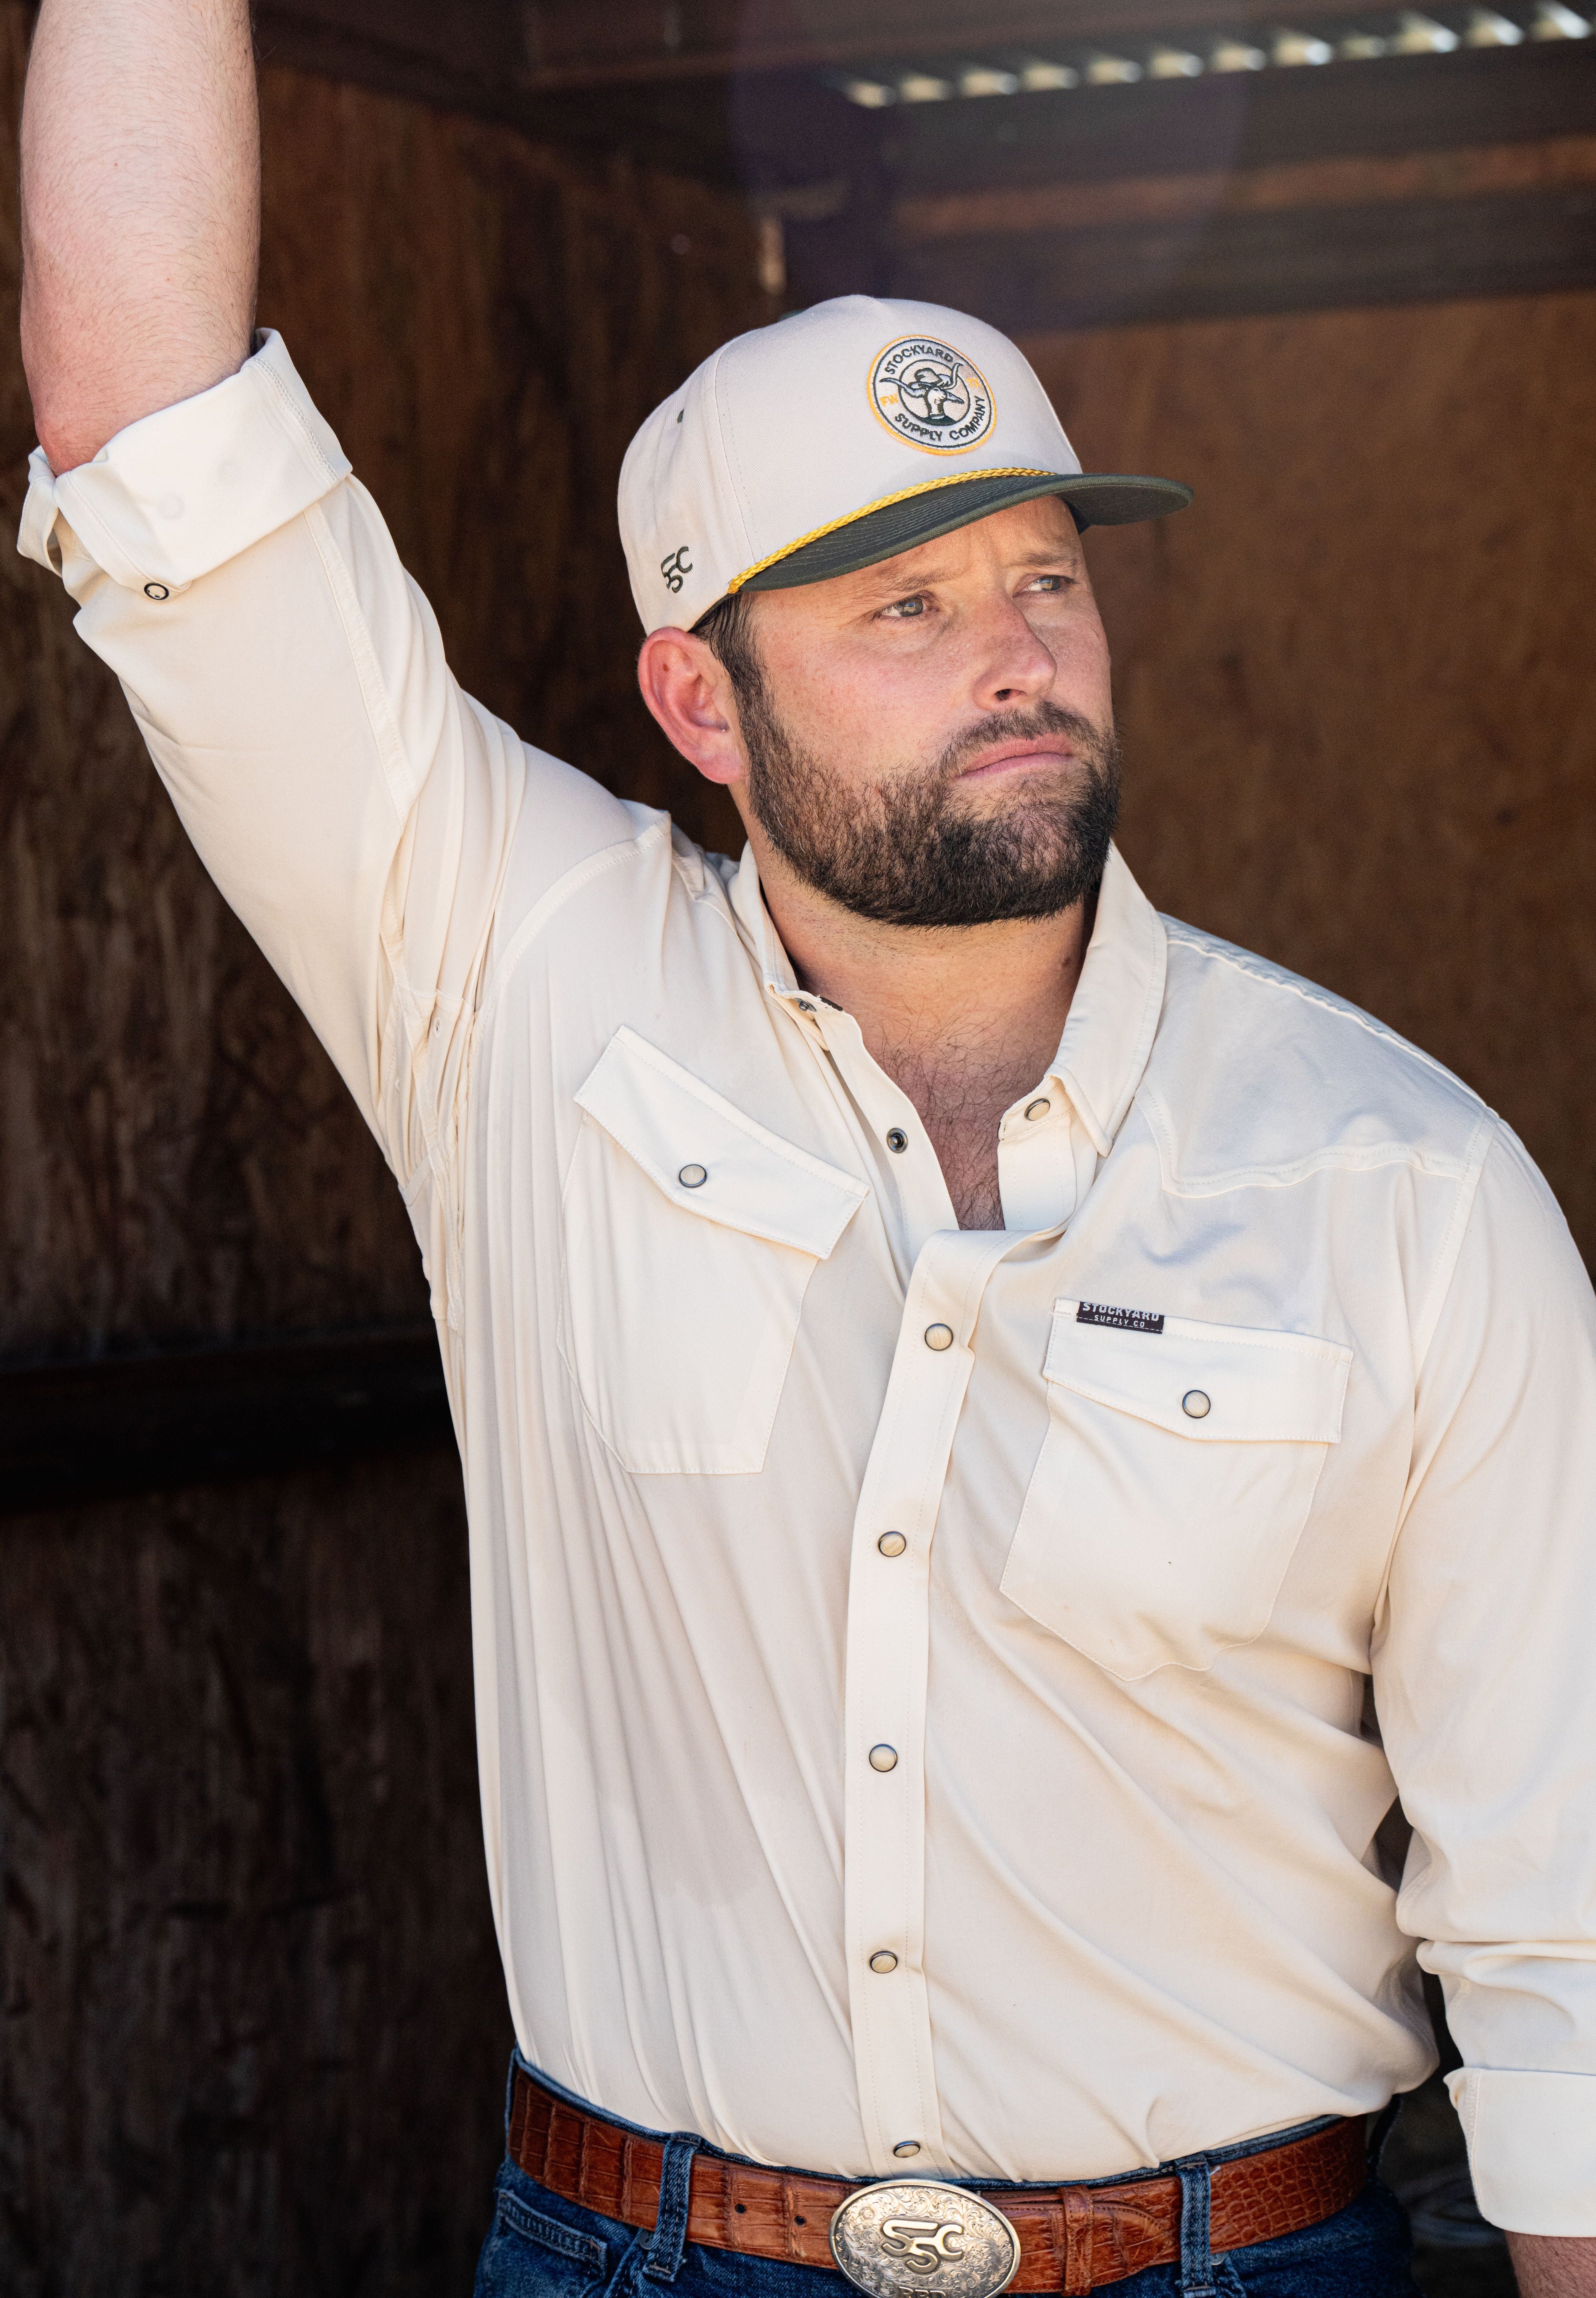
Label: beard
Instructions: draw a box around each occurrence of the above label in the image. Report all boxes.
[735,663,1122,932]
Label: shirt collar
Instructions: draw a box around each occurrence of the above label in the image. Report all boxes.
[727,837,1167,1153]
[731,842,794,991]
[1046,843,1167,1156]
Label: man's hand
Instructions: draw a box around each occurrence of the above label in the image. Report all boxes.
[1510,2235,1596,2296]
[20,0,259,474]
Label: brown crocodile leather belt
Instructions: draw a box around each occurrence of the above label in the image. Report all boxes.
[508,2066,1368,2296]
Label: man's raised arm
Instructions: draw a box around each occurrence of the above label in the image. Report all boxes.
[22,0,259,473]
[12,0,638,1283]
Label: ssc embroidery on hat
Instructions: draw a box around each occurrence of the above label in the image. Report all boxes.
[869,336,996,454]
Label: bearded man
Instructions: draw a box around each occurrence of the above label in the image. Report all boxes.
[18,4,1596,2295]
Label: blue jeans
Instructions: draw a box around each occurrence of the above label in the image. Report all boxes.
[475,2057,1418,2298]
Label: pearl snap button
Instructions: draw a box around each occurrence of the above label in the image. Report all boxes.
[868,1744,899,1773]
[1182,1389,1212,1419]
[1024,1098,1051,1121]
[142,582,170,601]
[923,1323,954,1351]
[877,1532,907,1558]
[869,1950,899,1974]
[886,1127,908,1153]
[678,1164,707,1188]
[892,2142,921,2160]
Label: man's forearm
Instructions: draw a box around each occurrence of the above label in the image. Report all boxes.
[20,0,259,473]
[1510,2235,1596,2296]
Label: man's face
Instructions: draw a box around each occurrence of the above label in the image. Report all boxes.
[721,495,1119,930]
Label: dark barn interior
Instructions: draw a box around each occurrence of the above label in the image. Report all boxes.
[2,0,1594,2289]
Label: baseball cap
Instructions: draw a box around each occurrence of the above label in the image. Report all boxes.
[618,294,1191,633]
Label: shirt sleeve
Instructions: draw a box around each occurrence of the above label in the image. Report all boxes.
[16,330,638,1267]
[1374,1121,1596,2234]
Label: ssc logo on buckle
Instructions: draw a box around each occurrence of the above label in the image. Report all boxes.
[830,2180,1021,2298]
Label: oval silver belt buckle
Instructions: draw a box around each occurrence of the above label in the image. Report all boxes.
[830,2179,1021,2298]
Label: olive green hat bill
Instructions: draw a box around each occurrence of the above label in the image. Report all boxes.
[738,470,1191,594]
[618,295,1192,632]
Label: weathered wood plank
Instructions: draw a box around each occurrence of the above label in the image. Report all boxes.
[0,1450,504,2298]
[0,1325,452,1513]
[890,181,1596,328]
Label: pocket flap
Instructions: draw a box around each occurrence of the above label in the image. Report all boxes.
[575,1027,868,1260]
[1043,1300,1350,1443]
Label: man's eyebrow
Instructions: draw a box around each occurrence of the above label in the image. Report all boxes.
[850,557,957,597]
[1011,542,1083,569]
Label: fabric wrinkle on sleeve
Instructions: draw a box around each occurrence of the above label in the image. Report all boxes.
[19,330,349,594]
[1374,1124,1596,2234]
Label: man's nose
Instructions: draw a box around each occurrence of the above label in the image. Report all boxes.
[974,594,1057,709]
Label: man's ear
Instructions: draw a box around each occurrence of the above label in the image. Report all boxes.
[636,628,747,787]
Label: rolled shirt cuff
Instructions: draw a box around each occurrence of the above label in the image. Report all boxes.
[17,329,350,592]
[1448,2067,1596,2234]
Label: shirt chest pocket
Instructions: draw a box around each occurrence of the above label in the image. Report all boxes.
[1000,1301,1351,1680]
[560,1028,868,1475]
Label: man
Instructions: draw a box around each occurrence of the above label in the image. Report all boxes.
[17,4,1596,2294]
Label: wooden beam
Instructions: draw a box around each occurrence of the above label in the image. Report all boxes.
[875,43,1596,191]
[518,0,1499,89]
[0,1326,454,1515]
[778,44,1596,315]
[887,179,1596,327]
[255,0,529,114]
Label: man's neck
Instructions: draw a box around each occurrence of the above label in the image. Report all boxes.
[754,841,1091,1229]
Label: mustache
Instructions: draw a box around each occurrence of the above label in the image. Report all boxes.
[928,701,1111,784]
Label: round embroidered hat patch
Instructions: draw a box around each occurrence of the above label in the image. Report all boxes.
[869,336,996,453]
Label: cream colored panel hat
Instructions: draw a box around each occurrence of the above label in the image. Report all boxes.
[618,293,1190,633]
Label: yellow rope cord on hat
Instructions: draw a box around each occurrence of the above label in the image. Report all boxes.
[725,468,1062,593]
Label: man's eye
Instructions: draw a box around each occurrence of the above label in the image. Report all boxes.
[1025,573,1068,593]
[880,595,928,620]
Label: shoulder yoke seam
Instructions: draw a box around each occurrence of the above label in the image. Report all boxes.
[1163,927,1489,1114]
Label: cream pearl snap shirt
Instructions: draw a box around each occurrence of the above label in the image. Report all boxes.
[21,333,1596,2236]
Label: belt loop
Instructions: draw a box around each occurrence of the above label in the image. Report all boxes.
[642,2132,702,2284]
[1175,2161,1216,2298]
[1062,2188,1095,2296]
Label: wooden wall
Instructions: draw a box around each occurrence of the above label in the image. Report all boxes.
[0,16,769,2294]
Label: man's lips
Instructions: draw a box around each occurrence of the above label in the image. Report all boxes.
[956,738,1076,783]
